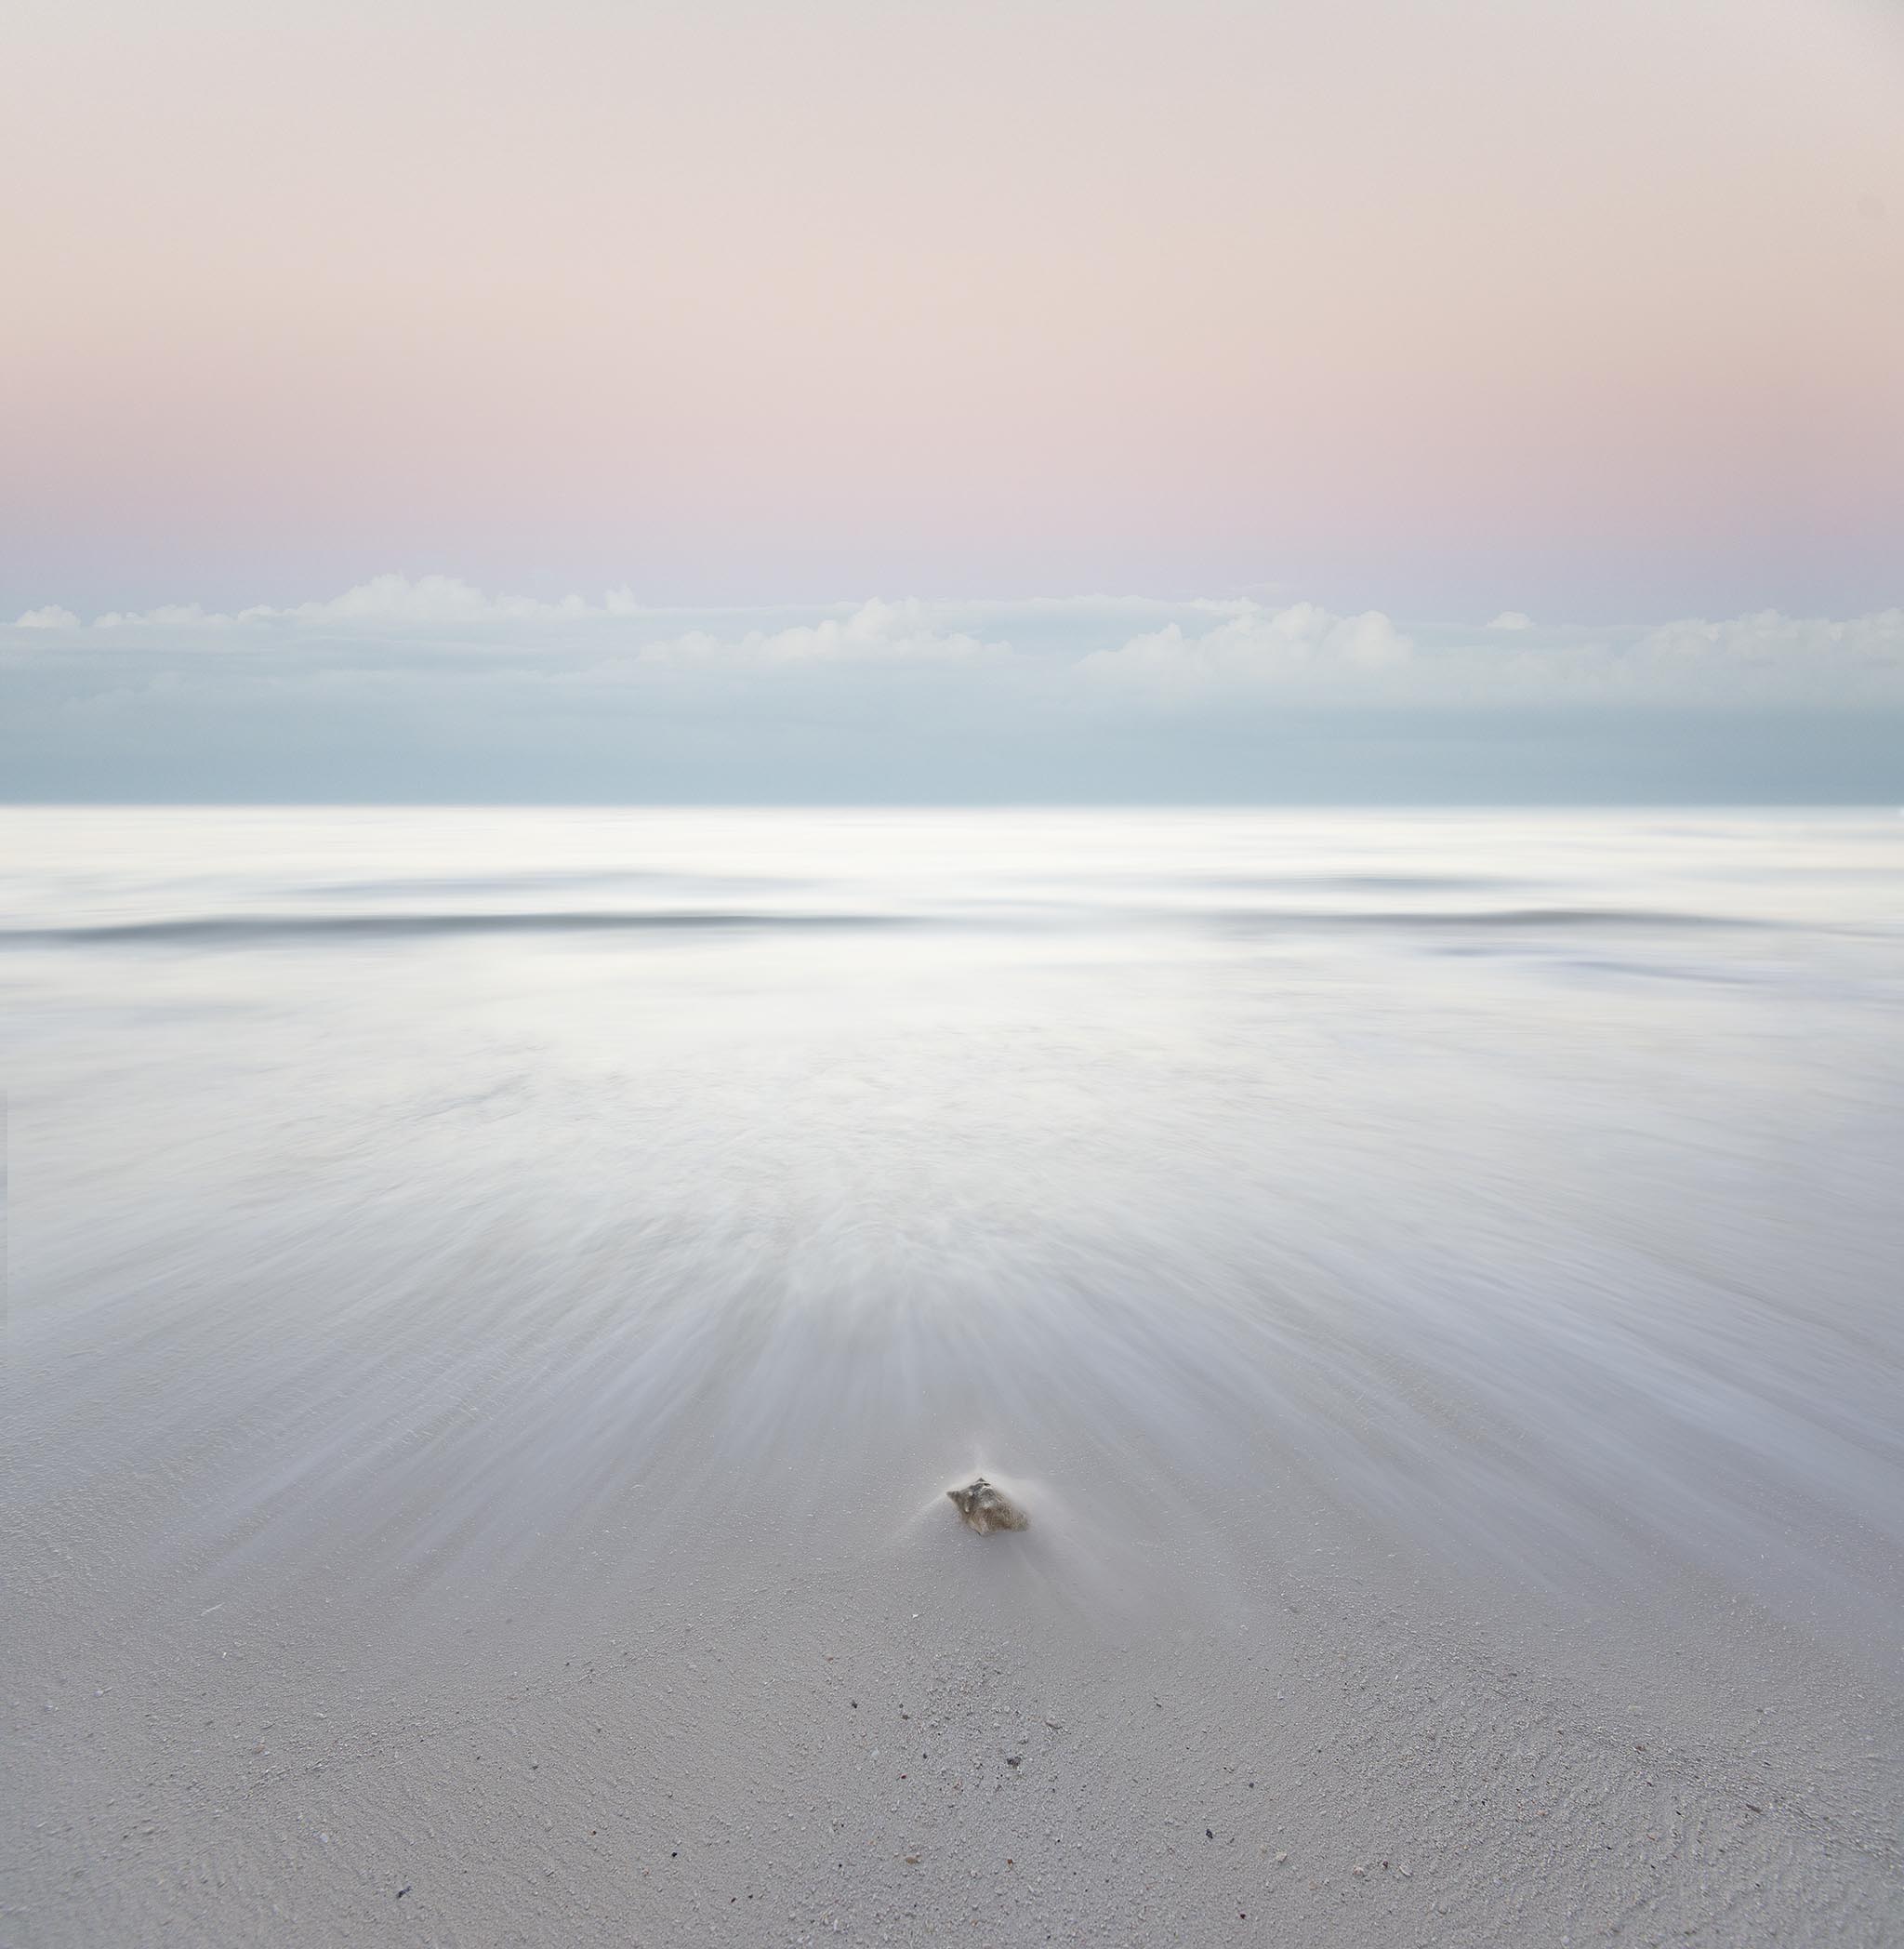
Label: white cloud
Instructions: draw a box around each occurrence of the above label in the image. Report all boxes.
[240,581,1001,657]
[639,599,1004,668]
[7,581,1900,707]
[1079,602,1413,691]
[6,579,1008,670]
[46,577,998,656]
[1453,610,1904,701]
[91,603,227,630]
[1074,603,1904,704]
[62,575,622,630]
[1633,609,1904,672]
[243,574,598,626]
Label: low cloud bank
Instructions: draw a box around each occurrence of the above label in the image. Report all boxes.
[11,574,1899,704]
[6,575,1903,802]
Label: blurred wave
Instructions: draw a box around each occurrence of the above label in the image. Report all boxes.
[0,910,912,945]
[4,807,1901,1661]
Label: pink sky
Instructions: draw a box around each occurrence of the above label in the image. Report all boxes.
[4,0,1901,617]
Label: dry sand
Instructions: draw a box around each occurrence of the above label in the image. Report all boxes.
[8,1419,1902,1947]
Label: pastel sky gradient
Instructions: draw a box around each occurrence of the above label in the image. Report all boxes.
[5,0,1902,620]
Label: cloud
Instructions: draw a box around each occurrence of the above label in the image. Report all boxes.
[244,574,606,626]
[1633,609,1904,672]
[91,603,227,630]
[1079,602,1413,691]
[13,579,1007,668]
[72,575,628,630]
[42,577,1262,643]
[638,599,1004,667]
[1069,603,1904,705]
[1455,609,1904,702]
[7,580,1901,708]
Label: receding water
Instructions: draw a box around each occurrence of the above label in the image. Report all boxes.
[6,808,1903,1658]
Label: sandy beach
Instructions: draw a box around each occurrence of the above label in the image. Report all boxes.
[6,809,1902,1944]
[10,0,1903,1933]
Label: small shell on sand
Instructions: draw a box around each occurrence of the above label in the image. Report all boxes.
[947,1477,1029,1534]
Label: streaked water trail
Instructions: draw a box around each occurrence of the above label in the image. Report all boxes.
[5,807,1901,1664]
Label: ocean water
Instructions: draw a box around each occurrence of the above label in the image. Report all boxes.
[6,807,1903,1659]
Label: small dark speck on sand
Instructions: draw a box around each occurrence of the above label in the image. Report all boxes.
[396,1887,410,1900]
[1006,1757,1021,1768]
[1206,1829,1214,1840]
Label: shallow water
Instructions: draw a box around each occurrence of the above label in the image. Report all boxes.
[6,807,1903,1660]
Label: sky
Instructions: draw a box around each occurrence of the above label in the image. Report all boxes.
[3,0,1902,800]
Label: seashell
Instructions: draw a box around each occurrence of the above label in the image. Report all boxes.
[947,1476,1029,1534]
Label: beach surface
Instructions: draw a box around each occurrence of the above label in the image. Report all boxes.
[6,808,1902,1945]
